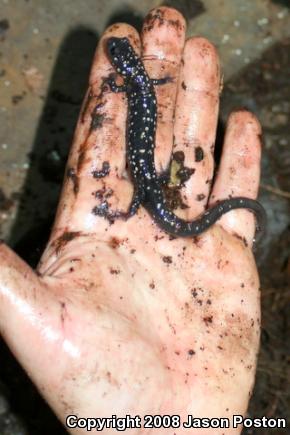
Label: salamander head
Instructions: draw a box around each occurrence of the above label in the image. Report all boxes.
[107,37,138,78]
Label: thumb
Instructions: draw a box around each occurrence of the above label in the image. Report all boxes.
[0,241,61,380]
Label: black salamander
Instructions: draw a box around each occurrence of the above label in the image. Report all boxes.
[106,37,266,238]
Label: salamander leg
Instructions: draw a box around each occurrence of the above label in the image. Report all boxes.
[106,74,127,93]
[126,187,145,217]
[118,186,145,220]
[151,76,173,86]
[158,169,170,185]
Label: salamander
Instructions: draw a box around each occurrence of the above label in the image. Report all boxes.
[106,37,266,238]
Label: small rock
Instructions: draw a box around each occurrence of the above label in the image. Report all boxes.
[22,66,44,95]
[0,19,9,39]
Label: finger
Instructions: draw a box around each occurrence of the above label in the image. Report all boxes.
[209,111,262,247]
[141,7,186,172]
[173,37,220,220]
[49,24,141,241]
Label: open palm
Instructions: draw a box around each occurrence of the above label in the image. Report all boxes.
[0,7,263,434]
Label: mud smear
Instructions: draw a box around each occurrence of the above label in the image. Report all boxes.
[162,151,195,210]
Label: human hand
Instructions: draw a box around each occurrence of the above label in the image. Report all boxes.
[0,7,262,434]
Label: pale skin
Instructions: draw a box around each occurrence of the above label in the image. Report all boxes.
[0,7,263,435]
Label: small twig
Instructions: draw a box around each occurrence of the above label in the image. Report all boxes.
[261,183,290,199]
